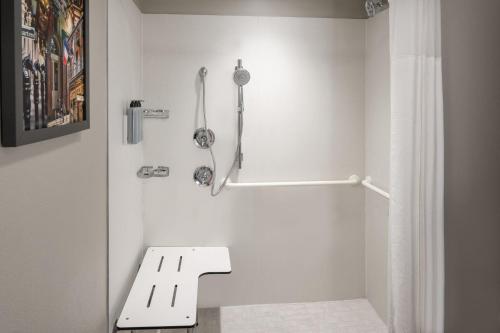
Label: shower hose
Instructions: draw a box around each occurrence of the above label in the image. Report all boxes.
[200,74,243,197]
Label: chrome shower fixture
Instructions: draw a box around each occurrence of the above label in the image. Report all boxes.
[194,166,214,187]
[193,128,215,149]
[365,0,389,17]
[234,60,251,87]
[195,66,216,149]
[195,60,251,195]
[199,67,208,79]
[234,59,250,170]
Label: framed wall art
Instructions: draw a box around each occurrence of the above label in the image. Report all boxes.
[1,0,89,147]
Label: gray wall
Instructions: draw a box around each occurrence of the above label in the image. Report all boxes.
[442,0,500,332]
[133,0,366,18]
[0,0,108,332]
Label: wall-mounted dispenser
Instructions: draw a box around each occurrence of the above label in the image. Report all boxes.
[127,100,144,144]
[127,100,170,144]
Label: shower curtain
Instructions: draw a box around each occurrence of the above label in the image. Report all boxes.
[388,1,444,332]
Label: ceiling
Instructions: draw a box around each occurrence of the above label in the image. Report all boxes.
[133,0,367,19]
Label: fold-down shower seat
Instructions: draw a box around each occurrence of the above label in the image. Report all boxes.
[117,247,231,331]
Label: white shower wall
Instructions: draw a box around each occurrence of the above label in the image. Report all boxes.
[108,0,144,330]
[141,15,366,307]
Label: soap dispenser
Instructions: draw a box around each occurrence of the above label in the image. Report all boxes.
[127,100,143,144]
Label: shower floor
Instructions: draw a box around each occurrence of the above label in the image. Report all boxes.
[162,299,387,333]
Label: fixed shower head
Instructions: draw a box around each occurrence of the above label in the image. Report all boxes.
[234,59,251,86]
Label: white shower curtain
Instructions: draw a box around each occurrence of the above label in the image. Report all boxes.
[388,1,444,333]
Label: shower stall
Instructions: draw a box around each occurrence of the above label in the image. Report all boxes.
[108,0,443,332]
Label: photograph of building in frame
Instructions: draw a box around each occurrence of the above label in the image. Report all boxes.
[21,0,86,131]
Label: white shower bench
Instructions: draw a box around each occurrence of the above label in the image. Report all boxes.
[116,247,231,331]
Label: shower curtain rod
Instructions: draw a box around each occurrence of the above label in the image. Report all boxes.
[226,175,391,199]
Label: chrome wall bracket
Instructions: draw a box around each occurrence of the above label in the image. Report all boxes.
[137,166,170,179]
[143,109,170,119]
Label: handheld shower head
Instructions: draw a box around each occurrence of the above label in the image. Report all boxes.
[234,59,251,86]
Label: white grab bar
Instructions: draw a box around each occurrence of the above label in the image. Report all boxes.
[226,175,361,188]
[362,177,390,199]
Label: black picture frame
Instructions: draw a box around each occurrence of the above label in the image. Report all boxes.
[0,0,90,147]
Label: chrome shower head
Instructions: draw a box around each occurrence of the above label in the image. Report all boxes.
[234,59,251,86]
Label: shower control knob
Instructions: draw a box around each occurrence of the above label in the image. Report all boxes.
[193,128,215,149]
[194,166,214,187]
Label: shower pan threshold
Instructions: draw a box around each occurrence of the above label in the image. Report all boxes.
[167,299,387,333]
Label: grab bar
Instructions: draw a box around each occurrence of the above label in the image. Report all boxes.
[225,175,391,199]
[226,175,361,188]
[361,177,390,199]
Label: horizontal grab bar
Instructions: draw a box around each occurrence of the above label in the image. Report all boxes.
[225,175,391,199]
[361,177,390,199]
[226,175,361,188]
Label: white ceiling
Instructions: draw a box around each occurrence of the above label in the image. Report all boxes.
[133,0,367,18]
